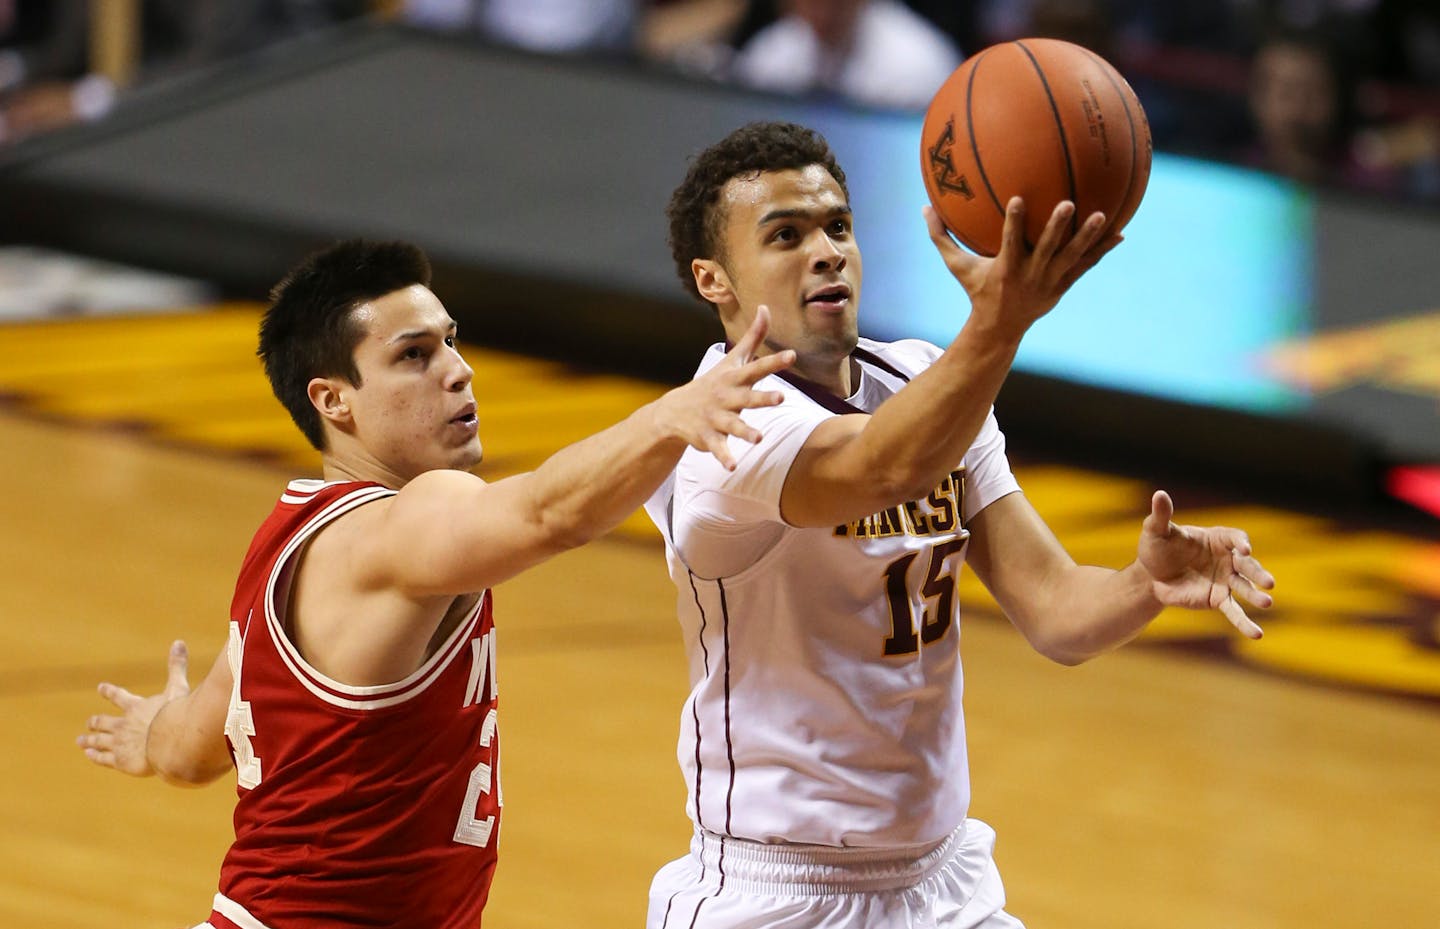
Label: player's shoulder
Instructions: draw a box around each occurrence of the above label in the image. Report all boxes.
[695,342,729,376]
[264,479,395,544]
[696,342,805,399]
[281,477,390,504]
[856,336,943,374]
[293,480,397,544]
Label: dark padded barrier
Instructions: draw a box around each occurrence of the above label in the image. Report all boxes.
[0,24,742,381]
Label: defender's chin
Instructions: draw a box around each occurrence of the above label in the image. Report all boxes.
[456,441,483,472]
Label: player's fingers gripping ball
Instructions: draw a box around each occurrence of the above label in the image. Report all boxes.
[921,38,1153,256]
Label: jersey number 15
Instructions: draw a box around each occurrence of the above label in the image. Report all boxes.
[882,537,966,655]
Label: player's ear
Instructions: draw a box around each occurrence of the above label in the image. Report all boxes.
[692,258,734,306]
[309,377,352,426]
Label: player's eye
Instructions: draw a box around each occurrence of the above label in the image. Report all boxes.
[772,227,797,244]
[828,219,851,236]
[444,336,457,349]
[401,346,425,361]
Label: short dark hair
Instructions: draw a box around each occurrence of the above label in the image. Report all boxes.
[258,239,432,451]
[667,122,849,305]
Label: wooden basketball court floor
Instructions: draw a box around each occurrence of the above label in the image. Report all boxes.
[1,306,1436,928]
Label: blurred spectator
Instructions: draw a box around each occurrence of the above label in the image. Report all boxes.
[894,1,979,53]
[156,1,370,68]
[1243,26,1401,190]
[399,0,640,55]
[1023,0,1119,59]
[639,0,750,70]
[0,0,111,146]
[728,0,962,109]
[0,1,367,148]
[0,0,87,91]
[1233,0,1385,83]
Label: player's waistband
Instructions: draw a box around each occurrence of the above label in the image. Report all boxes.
[691,821,971,894]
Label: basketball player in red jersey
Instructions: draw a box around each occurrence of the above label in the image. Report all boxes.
[75,240,796,929]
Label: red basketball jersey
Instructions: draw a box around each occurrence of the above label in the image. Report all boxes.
[207,479,500,929]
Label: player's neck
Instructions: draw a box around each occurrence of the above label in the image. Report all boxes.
[320,446,408,489]
[789,354,858,399]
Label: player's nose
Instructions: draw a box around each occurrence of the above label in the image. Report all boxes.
[445,349,473,391]
[809,232,846,273]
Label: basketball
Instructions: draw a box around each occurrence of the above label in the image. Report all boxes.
[920,38,1152,256]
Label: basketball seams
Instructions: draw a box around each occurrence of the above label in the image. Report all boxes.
[1014,40,1078,238]
[1076,45,1140,230]
[964,47,1005,225]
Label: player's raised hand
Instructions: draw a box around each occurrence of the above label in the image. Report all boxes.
[1137,491,1275,639]
[924,198,1121,342]
[78,640,192,777]
[655,305,795,471]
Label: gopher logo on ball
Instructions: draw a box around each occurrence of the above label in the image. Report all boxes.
[927,118,974,200]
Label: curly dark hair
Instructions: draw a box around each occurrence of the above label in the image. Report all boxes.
[258,239,432,451]
[667,122,849,305]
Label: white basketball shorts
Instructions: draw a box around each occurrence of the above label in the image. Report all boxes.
[647,818,1025,929]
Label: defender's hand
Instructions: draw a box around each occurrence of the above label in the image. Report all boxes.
[654,306,796,470]
[78,640,193,777]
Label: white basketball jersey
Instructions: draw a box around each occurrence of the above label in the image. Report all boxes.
[645,337,1020,848]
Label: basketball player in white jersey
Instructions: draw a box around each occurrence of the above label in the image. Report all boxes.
[75,239,796,929]
[644,122,1275,927]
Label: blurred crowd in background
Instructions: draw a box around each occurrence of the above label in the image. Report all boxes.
[3,0,1439,203]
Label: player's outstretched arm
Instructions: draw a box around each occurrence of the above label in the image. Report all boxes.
[361,308,796,597]
[965,490,1274,665]
[781,200,1118,529]
[78,640,234,786]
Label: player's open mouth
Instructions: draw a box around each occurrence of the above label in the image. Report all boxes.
[450,404,478,430]
[804,284,851,311]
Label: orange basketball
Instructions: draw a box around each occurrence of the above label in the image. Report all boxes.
[920,38,1152,256]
